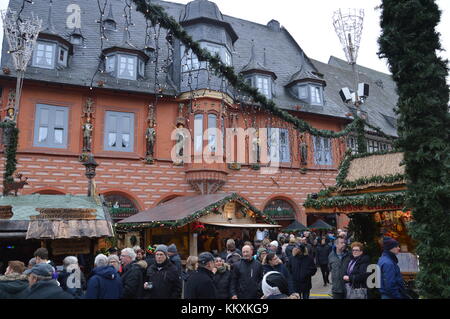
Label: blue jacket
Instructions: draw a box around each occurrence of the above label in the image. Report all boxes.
[84,266,123,299]
[377,251,405,299]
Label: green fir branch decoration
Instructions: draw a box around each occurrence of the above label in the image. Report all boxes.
[378,0,450,298]
[303,191,406,210]
[337,173,406,190]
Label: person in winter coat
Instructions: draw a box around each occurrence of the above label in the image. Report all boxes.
[182,256,198,283]
[343,242,370,292]
[230,245,263,299]
[287,243,317,299]
[377,237,407,299]
[285,237,297,259]
[85,254,122,299]
[143,245,182,299]
[213,257,232,299]
[24,263,73,299]
[316,238,332,286]
[220,239,242,269]
[168,244,183,276]
[262,253,294,294]
[107,255,121,272]
[0,261,29,299]
[184,252,217,299]
[58,256,86,298]
[254,247,268,263]
[120,248,145,299]
[328,236,351,299]
[33,248,58,281]
[261,271,299,300]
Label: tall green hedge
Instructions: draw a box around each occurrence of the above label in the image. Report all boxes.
[378,0,450,298]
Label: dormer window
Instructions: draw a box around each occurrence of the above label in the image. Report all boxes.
[180,42,232,72]
[245,75,272,99]
[33,41,55,69]
[291,83,324,106]
[104,53,146,80]
[32,40,71,70]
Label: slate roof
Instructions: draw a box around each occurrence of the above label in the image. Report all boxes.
[1,0,398,136]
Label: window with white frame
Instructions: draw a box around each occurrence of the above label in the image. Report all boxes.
[310,85,322,104]
[256,76,271,98]
[313,136,333,165]
[267,128,290,163]
[298,85,308,99]
[104,111,135,152]
[194,114,203,153]
[106,55,116,73]
[33,41,56,69]
[33,104,69,148]
[118,55,137,80]
[207,114,217,153]
[57,46,68,67]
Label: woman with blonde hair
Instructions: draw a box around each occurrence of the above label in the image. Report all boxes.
[182,255,198,299]
[343,242,370,299]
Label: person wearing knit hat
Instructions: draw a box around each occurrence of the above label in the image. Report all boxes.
[377,237,407,299]
[167,244,182,276]
[143,244,182,299]
[255,247,268,263]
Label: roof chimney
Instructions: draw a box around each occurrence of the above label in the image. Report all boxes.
[267,19,280,31]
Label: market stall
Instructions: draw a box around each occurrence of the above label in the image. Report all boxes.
[0,194,114,273]
[304,151,418,281]
[117,193,281,257]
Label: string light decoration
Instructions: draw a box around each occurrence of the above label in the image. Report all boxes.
[1,6,42,119]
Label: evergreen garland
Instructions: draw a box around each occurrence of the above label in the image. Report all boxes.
[347,214,381,264]
[131,0,373,139]
[378,0,450,298]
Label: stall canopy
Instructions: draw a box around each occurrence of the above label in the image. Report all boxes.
[117,193,280,229]
[308,219,334,230]
[283,220,308,232]
[0,194,114,239]
[304,152,406,215]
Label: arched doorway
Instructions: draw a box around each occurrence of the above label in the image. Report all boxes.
[102,192,140,222]
[263,198,297,229]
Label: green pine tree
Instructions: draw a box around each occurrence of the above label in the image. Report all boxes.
[378,0,450,298]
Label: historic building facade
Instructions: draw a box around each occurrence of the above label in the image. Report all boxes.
[0,0,397,231]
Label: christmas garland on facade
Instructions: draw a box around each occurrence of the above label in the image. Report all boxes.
[303,191,406,211]
[379,0,450,298]
[0,121,19,188]
[116,193,276,231]
[131,0,373,139]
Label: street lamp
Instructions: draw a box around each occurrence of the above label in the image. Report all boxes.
[83,154,98,197]
[1,8,42,121]
[333,8,369,154]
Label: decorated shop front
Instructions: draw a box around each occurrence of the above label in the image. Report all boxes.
[0,194,114,273]
[117,193,280,258]
[304,151,418,281]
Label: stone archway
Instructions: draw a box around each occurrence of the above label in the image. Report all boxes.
[263,198,297,229]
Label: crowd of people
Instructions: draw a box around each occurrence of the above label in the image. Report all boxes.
[0,229,412,299]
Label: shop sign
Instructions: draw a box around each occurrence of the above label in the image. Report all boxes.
[30,208,97,220]
[52,238,90,255]
[0,206,13,219]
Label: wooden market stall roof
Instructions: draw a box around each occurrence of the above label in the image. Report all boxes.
[117,193,279,228]
[304,151,407,215]
[0,194,114,239]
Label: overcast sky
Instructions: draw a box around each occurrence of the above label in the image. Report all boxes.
[0,0,449,75]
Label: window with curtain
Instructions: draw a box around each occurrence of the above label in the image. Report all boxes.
[104,111,135,152]
[267,128,290,163]
[33,41,55,69]
[313,136,333,165]
[194,114,203,153]
[208,114,217,152]
[33,104,69,148]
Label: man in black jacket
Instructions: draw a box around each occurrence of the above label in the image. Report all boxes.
[185,252,217,299]
[143,245,182,299]
[287,243,317,299]
[24,263,73,299]
[316,238,332,286]
[120,248,145,299]
[230,245,263,299]
[0,261,29,299]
